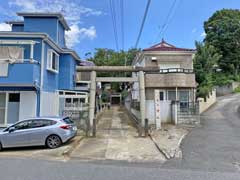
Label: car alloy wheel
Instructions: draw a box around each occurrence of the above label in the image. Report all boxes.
[46,135,62,149]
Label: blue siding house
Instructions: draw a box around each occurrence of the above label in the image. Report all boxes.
[0,12,88,126]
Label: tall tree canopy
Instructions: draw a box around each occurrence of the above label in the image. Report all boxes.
[204,9,240,75]
[194,42,221,97]
[194,9,240,97]
[87,48,140,77]
[86,48,140,92]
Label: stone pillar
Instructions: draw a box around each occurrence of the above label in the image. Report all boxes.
[154,90,161,129]
[89,71,96,129]
[139,71,146,129]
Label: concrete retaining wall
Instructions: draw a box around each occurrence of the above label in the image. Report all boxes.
[216,82,240,96]
[198,89,216,114]
[124,97,141,122]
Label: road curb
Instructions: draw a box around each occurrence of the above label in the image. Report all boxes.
[148,134,170,160]
[62,136,85,158]
[149,132,186,160]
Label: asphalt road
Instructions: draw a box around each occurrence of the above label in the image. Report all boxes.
[1,94,240,179]
[0,158,240,180]
[164,94,240,173]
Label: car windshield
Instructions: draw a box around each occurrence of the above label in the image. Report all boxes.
[3,126,13,132]
[62,117,74,124]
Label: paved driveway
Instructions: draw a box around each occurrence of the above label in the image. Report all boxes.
[70,106,165,162]
[0,136,83,161]
[163,94,240,172]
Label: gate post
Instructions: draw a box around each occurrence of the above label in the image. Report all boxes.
[144,118,149,137]
[89,70,96,136]
[93,118,96,137]
[139,71,146,136]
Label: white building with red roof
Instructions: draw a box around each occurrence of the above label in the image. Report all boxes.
[131,39,198,129]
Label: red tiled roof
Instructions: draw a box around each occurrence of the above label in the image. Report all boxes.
[143,39,195,52]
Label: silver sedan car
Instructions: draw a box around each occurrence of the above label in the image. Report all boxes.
[0,117,77,150]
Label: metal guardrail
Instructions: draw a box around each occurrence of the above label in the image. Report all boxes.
[124,106,147,137]
[131,101,140,111]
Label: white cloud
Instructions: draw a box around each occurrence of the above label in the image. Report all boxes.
[79,26,97,40]
[8,0,102,47]
[0,23,11,31]
[8,0,102,25]
[201,32,206,37]
[66,24,96,48]
[191,28,197,33]
[9,0,36,11]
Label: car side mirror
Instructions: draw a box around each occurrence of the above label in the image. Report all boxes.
[8,127,15,133]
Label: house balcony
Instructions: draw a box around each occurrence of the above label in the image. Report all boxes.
[145,68,196,88]
[75,72,91,92]
[75,72,91,82]
[0,60,40,88]
[75,81,90,91]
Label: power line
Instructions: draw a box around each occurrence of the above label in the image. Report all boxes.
[135,0,152,48]
[162,0,182,37]
[120,0,127,67]
[154,0,179,43]
[120,0,124,51]
[109,0,119,51]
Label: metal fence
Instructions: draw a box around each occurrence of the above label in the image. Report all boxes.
[62,108,89,132]
[177,102,199,115]
[131,100,140,111]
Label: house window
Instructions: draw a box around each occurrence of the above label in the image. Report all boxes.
[179,91,189,102]
[159,91,164,101]
[179,91,190,109]
[9,93,20,102]
[47,49,59,73]
[167,90,176,101]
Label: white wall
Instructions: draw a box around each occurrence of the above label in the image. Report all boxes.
[198,89,216,114]
[19,91,37,120]
[40,91,59,116]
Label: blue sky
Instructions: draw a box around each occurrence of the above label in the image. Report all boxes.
[0,0,239,58]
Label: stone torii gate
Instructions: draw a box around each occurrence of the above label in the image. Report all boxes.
[76,66,159,135]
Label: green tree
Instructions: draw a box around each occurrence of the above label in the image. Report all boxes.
[204,9,240,75]
[87,48,140,91]
[87,48,140,77]
[194,42,221,97]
